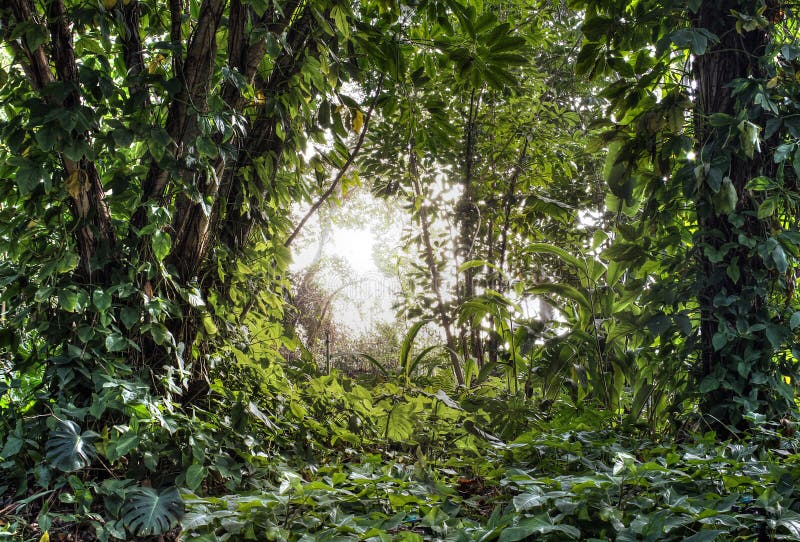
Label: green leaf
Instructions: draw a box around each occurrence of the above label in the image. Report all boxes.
[512,490,546,511]
[526,283,591,311]
[746,176,774,190]
[711,177,737,215]
[712,332,727,351]
[35,127,58,151]
[108,433,140,462]
[121,486,184,537]
[105,333,127,352]
[757,198,776,219]
[766,324,786,349]
[196,136,218,158]
[184,464,206,491]
[789,311,800,330]
[772,245,788,273]
[499,516,580,542]
[15,161,44,195]
[46,420,98,472]
[525,243,584,272]
[93,289,112,311]
[726,261,740,283]
[699,376,719,393]
[120,306,140,329]
[400,320,428,377]
[152,231,172,261]
[646,313,672,337]
[59,289,79,312]
[683,530,727,542]
[202,315,218,335]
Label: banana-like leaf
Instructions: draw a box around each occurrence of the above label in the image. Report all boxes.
[122,486,184,537]
[406,345,446,380]
[525,243,585,272]
[457,259,503,274]
[400,320,428,375]
[357,353,391,377]
[45,420,98,472]
[526,283,591,311]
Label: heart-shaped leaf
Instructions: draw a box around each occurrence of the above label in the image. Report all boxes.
[45,420,98,472]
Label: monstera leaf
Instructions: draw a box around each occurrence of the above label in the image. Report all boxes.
[122,486,184,536]
[45,420,98,471]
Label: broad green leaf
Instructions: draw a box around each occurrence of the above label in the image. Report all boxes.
[46,420,98,472]
[185,464,206,491]
[152,231,172,261]
[711,177,737,215]
[105,333,127,352]
[526,283,591,311]
[757,198,775,219]
[683,530,727,542]
[712,332,727,351]
[121,486,183,536]
[499,516,579,542]
[512,490,546,511]
[93,289,112,311]
[525,243,584,272]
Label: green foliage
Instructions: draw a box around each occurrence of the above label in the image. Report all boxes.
[574,0,800,428]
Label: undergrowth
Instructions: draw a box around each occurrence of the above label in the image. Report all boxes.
[3,357,800,541]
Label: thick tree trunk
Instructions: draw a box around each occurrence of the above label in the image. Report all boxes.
[693,1,773,425]
[8,0,117,281]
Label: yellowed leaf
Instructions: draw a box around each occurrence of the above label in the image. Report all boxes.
[65,170,82,199]
[351,109,364,133]
[148,54,166,74]
[102,0,117,9]
[767,76,779,89]
[39,532,50,542]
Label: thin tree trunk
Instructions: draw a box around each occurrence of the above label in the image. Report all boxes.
[457,88,482,364]
[409,140,465,386]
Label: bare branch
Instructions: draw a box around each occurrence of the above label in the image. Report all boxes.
[285,76,385,248]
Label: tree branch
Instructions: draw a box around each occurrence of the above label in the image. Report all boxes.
[284,76,384,248]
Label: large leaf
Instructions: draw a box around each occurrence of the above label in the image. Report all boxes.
[122,486,184,536]
[45,420,98,472]
[498,515,580,542]
[525,243,585,272]
[526,283,591,311]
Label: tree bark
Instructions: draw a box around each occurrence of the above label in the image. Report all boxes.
[693,1,773,425]
[8,0,117,281]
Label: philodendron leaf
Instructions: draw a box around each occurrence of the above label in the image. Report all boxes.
[45,420,98,472]
[122,486,184,537]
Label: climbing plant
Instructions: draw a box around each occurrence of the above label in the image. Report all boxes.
[575,0,800,429]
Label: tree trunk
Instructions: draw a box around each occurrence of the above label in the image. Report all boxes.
[693,1,774,427]
[409,140,465,386]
